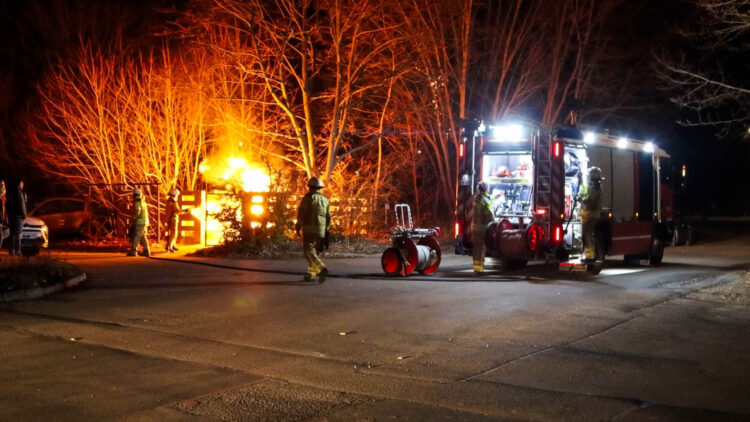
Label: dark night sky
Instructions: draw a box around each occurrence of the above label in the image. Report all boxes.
[0,0,748,215]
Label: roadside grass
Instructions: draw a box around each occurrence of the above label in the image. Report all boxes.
[0,256,85,292]
[51,237,130,253]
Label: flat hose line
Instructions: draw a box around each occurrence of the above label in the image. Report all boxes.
[148,255,326,277]
[148,255,420,280]
[147,256,540,282]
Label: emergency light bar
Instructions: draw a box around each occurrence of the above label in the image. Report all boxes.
[489,124,524,142]
[572,131,665,157]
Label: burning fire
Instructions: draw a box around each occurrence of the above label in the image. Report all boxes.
[193,155,272,245]
[219,157,271,193]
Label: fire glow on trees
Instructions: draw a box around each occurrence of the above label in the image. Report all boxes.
[25,0,640,240]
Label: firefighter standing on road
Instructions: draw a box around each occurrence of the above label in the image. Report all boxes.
[165,189,180,253]
[0,180,6,254]
[472,181,494,274]
[6,179,26,257]
[296,177,331,283]
[579,167,604,261]
[127,188,151,257]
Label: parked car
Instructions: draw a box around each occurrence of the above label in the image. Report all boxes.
[29,197,90,236]
[1,217,49,256]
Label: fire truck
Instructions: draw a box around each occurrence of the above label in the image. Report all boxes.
[454,120,680,274]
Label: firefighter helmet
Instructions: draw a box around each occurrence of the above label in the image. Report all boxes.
[588,167,604,182]
[477,181,489,193]
[308,177,324,189]
[133,188,142,197]
[168,189,179,197]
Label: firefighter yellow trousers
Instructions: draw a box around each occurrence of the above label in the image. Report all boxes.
[303,235,325,277]
[472,231,486,273]
[582,215,599,260]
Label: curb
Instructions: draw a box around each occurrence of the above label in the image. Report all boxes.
[1,273,87,302]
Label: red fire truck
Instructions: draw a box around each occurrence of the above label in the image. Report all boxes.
[454,121,679,274]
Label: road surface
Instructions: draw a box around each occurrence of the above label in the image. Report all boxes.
[1,236,749,421]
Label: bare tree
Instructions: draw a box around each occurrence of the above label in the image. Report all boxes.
[536,0,625,125]
[658,0,750,132]
[27,44,211,207]
[193,0,411,183]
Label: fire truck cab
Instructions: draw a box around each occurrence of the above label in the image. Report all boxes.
[455,121,674,274]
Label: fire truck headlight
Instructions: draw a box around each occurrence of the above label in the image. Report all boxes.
[491,124,524,142]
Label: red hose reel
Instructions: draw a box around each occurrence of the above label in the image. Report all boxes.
[490,218,544,259]
[381,204,442,276]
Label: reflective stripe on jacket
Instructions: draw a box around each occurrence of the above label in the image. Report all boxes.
[579,184,602,218]
[131,197,149,226]
[297,191,330,237]
[472,192,494,232]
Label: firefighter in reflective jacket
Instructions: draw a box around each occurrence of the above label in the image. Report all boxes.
[165,189,180,253]
[579,167,604,261]
[472,181,494,274]
[296,177,331,283]
[127,188,151,257]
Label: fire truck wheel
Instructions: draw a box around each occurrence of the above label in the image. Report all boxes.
[587,237,605,275]
[587,261,603,275]
[648,238,664,266]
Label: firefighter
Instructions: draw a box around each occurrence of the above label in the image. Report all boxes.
[579,167,604,261]
[5,179,26,257]
[0,180,6,253]
[127,188,151,257]
[472,181,494,274]
[165,189,180,253]
[295,177,330,283]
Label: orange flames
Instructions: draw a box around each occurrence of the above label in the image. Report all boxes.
[194,155,272,245]
[200,156,271,193]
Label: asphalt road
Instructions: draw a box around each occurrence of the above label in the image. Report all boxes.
[1,236,749,421]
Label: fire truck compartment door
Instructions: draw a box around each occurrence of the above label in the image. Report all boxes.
[587,146,636,220]
[610,221,652,255]
[612,149,635,220]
